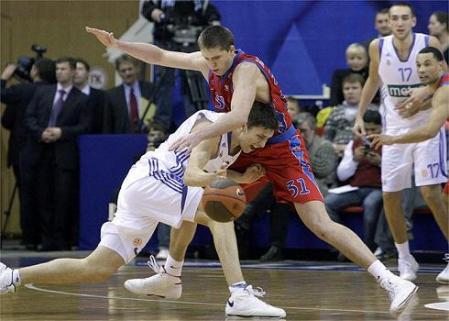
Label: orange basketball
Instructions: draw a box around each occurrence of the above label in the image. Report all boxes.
[202,179,247,222]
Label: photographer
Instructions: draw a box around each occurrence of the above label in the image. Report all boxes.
[1,58,56,250]
[141,0,221,135]
[324,110,386,254]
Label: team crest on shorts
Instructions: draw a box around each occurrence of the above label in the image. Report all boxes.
[132,238,143,247]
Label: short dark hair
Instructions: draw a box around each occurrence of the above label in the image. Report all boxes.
[247,101,278,131]
[34,58,56,84]
[378,8,389,15]
[115,54,138,71]
[296,112,317,130]
[418,46,444,62]
[432,11,448,32]
[363,109,382,125]
[198,25,234,51]
[342,73,365,87]
[390,2,415,17]
[55,57,76,69]
[76,58,90,72]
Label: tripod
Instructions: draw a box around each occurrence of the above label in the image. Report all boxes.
[0,182,17,248]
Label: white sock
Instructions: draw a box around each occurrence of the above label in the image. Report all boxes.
[367,260,393,281]
[229,281,247,294]
[395,241,411,259]
[13,269,21,286]
[164,255,183,277]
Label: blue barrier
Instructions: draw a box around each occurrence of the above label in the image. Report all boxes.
[79,136,446,254]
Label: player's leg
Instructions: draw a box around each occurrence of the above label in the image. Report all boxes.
[420,184,448,239]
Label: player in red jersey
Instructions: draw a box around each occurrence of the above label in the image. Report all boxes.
[87,25,417,313]
[370,47,449,284]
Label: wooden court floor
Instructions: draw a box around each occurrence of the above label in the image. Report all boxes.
[0,253,448,321]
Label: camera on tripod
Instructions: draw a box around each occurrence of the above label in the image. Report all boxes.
[159,13,205,52]
[14,44,47,82]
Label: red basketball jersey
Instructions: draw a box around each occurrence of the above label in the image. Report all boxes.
[208,50,292,137]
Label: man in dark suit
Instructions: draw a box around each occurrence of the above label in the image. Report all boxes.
[1,58,56,249]
[73,58,107,133]
[23,57,89,251]
[104,54,155,133]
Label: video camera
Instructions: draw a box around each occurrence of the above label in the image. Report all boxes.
[159,12,206,51]
[14,44,47,82]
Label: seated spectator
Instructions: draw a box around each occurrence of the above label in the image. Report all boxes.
[286,96,301,125]
[104,54,156,133]
[428,11,449,63]
[324,73,377,157]
[325,110,384,255]
[73,58,107,133]
[296,113,337,196]
[329,43,369,106]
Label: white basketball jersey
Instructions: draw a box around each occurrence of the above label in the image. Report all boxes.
[136,110,241,181]
[378,33,431,130]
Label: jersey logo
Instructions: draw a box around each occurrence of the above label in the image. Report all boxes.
[387,83,421,98]
[215,94,226,110]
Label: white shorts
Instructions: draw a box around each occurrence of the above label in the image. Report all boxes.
[382,127,448,192]
[99,164,203,263]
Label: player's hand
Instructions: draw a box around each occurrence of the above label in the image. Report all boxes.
[369,134,395,150]
[85,27,118,49]
[395,86,432,118]
[352,116,366,137]
[169,132,203,152]
[240,164,266,184]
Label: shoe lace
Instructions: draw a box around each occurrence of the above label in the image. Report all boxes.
[146,255,162,274]
[245,285,266,297]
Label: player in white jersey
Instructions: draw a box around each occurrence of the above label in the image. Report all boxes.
[0,102,287,318]
[354,2,447,282]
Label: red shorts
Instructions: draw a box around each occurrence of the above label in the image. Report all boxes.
[444,181,449,195]
[230,127,323,204]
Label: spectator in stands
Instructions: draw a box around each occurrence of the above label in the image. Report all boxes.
[23,57,89,251]
[428,11,449,63]
[286,96,301,125]
[362,8,392,54]
[325,73,376,157]
[73,58,107,133]
[329,43,369,106]
[296,113,337,196]
[325,110,384,254]
[1,58,56,250]
[104,54,156,133]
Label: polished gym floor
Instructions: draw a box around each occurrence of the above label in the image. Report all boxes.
[0,249,448,321]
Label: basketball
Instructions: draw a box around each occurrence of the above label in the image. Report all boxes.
[202,179,247,222]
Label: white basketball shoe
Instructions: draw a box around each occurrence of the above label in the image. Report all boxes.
[0,262,17,294]
[225,285,286,318]
[379,274,418,314]
[124,256,182,299]
[398,255,419,281]
[436,254,449,284]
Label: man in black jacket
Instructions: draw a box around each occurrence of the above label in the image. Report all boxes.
[141,0,221,133]
[1,58,56,249]
[73,58,107,133]
[105,54,155,133]
[23,57,89,251]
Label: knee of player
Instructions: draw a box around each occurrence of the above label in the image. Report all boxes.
[419,186,442,203]
[81,258,118,282]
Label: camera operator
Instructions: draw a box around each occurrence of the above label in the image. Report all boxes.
[141,0,221,135]
[1,58,56,250]
[325,110,386,254]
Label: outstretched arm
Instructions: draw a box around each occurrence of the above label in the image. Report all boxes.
[170,62,259,151]
[370,86,449,148]
[85,27,208,73]
[353,39,381,136]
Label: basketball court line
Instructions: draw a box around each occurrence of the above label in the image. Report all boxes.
[25,283,436,317]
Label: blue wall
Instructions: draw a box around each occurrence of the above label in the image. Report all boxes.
[213,0,448,95]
